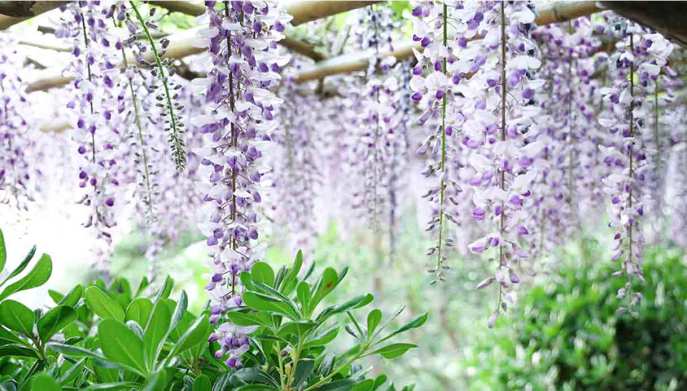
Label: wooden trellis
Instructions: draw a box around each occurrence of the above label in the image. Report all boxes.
[2,1,685,95]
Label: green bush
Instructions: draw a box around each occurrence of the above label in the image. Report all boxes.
[0,228,424,390]
[466,245,687,391]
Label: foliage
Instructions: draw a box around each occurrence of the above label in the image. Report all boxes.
[0,228,423,390]
[465,244,687,390]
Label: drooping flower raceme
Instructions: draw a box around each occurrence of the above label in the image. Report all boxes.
[59,2,126,277]
[598,19,673,304]
[0,35,37,210]
[193,0,290,368]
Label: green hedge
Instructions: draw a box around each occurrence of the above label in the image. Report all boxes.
[466,246,687,391]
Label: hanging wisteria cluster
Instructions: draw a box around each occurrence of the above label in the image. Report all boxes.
[194,0,290,367]
[1,0,686,366]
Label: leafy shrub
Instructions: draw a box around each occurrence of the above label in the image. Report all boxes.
[465,245,687,391]
[0,229,424,390]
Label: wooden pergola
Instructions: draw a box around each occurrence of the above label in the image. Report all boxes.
[2,1,686,113]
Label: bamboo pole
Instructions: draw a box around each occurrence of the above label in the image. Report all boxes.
[294,1,603,83]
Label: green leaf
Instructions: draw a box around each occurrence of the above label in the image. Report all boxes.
[58,357,87,384]
[310,267,341,312]
[0,324,22,345]
[59,284,83,307]
[97,319,147,376]
[193,375,212,391]
[169,291,187,334]
[0,253,52,301]
[48,289,64,305]
[381,313,428,342]
[142,370,169,391]
[46,342,116,368]
[303,327,339,349]
[30,373,61,391]
[0,343,38,358]
[371,343,417,359]
[1,245,35,286]
[143,299,173,368]
[126,297,153,327]
[135,276,150,297]
[154,276,174,302]
[367,309,382,338]
[296,282,311,312]
[227,310,272,327]
[243,291,299,319]
[0,229,5,275]
[37,305,76,342]
[168,314,210,358]
[318,379,356,391]
[317,294,373,322]
[293,358,314,387]
[84,286,125,322]
[109,278,132,310]
[0,300,35,336]
[351,379,375,391]
[251,262,275,287]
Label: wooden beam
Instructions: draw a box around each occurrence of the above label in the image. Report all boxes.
[26,0,371,92]
[0,1,65,30]
[601,1,687,47]
[148,1,205,16]
[280,37,326,61]
[294,1,602,83]
[286,0,376,25]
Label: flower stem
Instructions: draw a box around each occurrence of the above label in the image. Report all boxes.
[435,2,448,281]
[130,1,185,171]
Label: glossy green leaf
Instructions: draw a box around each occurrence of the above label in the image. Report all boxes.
[143,299,173,367]
[84,286,125,322]
[126,297,153,327]
[135,276,150,297]
[296,281,311,312]
[0,343,38,358]
[48,289,64,305]
[46,342,116,368]
[310,267,340,312]
[371,343,417,359]
[251,262,275,287]
[0,324,22,345]
[154,276,174,302]
[381,313,428,342]
[169,314,210,357]
[38,305,76,342]
[0,229,5,275]
[243,291,299,319]
[367,309,382,338]
[59,284,83,307]
[317,294,373,322]
[0,254,52,301]
[192,375,212,391]
[1,245,35,285]
[98,319,147,376]
[227,310,271,327]
[0,300,35,336]
[351,379,374,391]
[142,370,169,391]
[30,373,61,391]
[303,327,339,349]
[293,358,314,387]
[169,291,187,334]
